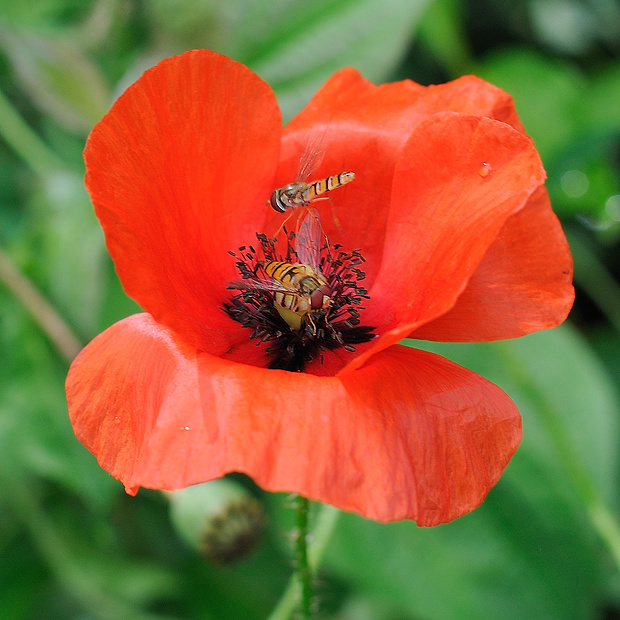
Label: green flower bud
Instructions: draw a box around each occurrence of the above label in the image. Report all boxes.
[168,479,266,565]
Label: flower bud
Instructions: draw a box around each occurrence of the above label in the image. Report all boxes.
[168,479,266,565]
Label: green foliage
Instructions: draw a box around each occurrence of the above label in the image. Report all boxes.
[0,29,110,135]
[0,0,619,618]
[477,49,620,227]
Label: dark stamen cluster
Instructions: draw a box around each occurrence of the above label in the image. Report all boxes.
[223,231,376,372]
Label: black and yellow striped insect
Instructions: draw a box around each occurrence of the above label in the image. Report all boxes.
[266,125,355,238]
[258,260,332,331]
[226,257,332,332]
[268,171,355,214]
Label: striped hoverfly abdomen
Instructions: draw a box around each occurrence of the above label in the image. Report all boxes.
[269,172,356,214]
[261,261,332,320]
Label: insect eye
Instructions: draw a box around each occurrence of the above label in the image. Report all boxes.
[309,285,332,310]
[269,190,279,210]
[309,289,323,309]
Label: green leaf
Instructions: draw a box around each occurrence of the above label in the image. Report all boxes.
[0,534,49,620]
[0,28,110,134]
[477,48,620,224]
[0,0,90,30]
[439,326,618,502]
[0,287,115,508]
[0,0,91,29]
[528,0,620,55]
[589,63,620,130]
[25,170,108,337]
[324,325,619,619]
[145,0,227,51]
[476,48,587,163]
[146,0,433,120]
[417,0,472,77]
[238,0,432,120]
[545,146,620,224]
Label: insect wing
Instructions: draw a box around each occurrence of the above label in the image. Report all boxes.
[296,207,323,270]
[295,123,329,182]
[227,278,302,297]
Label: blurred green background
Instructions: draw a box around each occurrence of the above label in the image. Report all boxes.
[1,0,620,618]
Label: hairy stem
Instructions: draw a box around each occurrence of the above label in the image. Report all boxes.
[267,500,341,620]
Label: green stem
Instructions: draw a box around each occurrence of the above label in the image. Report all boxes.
[307,503,340,567]
[267,501,341,620]
[0,245,83,363]
[0,85,65,177]
[295,495,312,618]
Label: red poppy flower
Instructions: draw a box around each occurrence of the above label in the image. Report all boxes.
[66,50,573,526]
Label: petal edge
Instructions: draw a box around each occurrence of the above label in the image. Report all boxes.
[67,315,522,525]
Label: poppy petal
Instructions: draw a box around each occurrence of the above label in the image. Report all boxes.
[84,50,282,355]
[67,314,521,525]
[266,68,426,265]
[411,186,574,341]
[343,112,546,372]
[415,74,526,132]
[266,72,528,269]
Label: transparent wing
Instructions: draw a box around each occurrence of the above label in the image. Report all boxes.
[227,278,302,297]
[296,124,328,182]
[296,207,323,269]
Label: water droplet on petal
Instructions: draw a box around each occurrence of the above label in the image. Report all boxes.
[479,162,492,178]
[114,416,120,424]
[181,426,191,432]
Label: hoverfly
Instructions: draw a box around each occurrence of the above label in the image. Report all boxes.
[268,170,355,214]
[266,126,355,236]
[232,128,353,332]
[259,259,332,331]
[262,195,334,331]
[228,207,332,332]
[227,257,331,332]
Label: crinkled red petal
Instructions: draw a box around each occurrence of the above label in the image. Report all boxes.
[266,72,529,273]
[265,68,425,268]
[412,186,574,341]
[341,112,546,373]
[414,74,526,132]
[66,314,522,525]
[84,50,282,355]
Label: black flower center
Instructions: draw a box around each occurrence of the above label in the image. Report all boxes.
[223,230,376,372]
